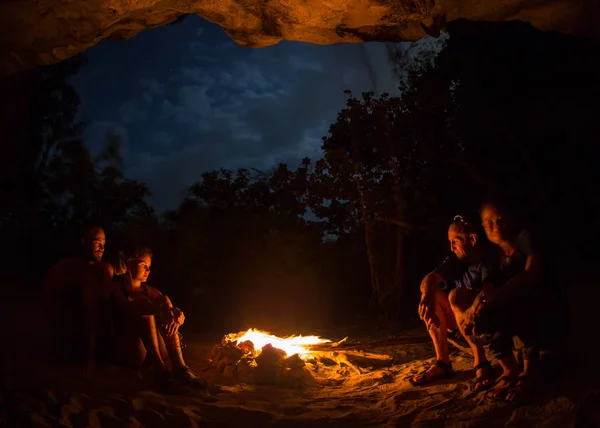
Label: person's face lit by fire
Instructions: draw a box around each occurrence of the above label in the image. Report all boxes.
[448,224,477,261]
[82,228,105,262]
[480,203,514,245]
[127,254,152,284]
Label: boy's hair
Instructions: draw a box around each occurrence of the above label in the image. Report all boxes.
[479,199,510,217]
[450,215,475,236]
[82,225,104,240]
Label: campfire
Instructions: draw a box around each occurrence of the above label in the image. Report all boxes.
[209,328,392,386]
[223,328,333,358]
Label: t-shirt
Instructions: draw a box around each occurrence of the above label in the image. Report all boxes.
[486,229,564,300]
[435,254,484,292]
[484,229,534,287]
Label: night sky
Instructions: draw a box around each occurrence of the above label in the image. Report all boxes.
[71,15,443,212]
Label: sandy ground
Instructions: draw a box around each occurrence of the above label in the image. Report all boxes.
[2,283,600,428]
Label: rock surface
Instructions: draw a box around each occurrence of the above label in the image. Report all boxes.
[0,0,600,75]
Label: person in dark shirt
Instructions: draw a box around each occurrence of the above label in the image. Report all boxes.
[469,200,567,402]
[43,226,114,368]
[411,216,495,388]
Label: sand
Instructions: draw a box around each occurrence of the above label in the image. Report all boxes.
[2,285,600,428]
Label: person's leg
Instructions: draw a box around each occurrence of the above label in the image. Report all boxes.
[449,287,494,389]
[137,316,168,372]
[411,289,456,385]
[114,334,146,369]
[479,303,522,399]
[158,324,207,389]
[505,295,548,402]
[137,316,191,393]
[160,329,185,370]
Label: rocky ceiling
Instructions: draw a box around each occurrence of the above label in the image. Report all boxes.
[0,0,599,76]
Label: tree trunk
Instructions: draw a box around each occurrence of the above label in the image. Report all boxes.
[383,111,405,321]
[349,133,380,310]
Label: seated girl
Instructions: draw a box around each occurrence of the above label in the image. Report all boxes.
[111,246,205,393]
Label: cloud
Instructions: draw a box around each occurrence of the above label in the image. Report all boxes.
[118,100,147,123]
[75,16,416,212]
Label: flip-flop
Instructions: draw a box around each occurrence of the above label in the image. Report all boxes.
[410,360,455,386]
[473,360,495,391]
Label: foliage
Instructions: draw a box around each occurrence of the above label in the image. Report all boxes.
[4,21,600,332]
[0,55,154,279]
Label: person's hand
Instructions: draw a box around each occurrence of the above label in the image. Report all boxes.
[460,306,477,336]
[160,309,179,336]
[468,293,491,337]
[172,307,185,326]
[418,293,439,328]
[471,303,492,337]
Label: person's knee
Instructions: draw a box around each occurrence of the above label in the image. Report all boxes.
[448,289,457,307]
[137,315,158,331]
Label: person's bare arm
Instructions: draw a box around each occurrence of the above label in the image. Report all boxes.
[485,254,542,308]
[145,288,186,335]
[115,284,169,317]
[420,271,443,296]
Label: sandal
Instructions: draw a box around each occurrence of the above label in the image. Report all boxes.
[486,375,517,400]
[410,360,455,386]
[473,360,495,391]
[505,374,535,403]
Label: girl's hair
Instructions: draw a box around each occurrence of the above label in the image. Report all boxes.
[124,246,153,263]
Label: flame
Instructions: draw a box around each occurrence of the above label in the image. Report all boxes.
[224,328,331,358]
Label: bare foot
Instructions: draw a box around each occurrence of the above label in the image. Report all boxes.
[410,360,454,386]
[505,374,534,402]
[487,374,517,400]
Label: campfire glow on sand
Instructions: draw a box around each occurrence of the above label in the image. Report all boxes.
[223,328,332,358]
